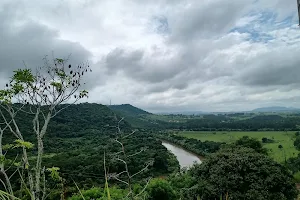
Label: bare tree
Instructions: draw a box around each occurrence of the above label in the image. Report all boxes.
[0,56,91,200]
[105,118,153,200]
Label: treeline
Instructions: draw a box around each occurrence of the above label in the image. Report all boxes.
[151,115,300,131]
[158,132,223,157]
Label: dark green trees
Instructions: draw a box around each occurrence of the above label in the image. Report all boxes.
[146,178,176,200]
[294,136,300,150]
[187,146,297,200]
[235,136,268,155]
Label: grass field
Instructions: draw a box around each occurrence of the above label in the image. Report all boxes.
[178,131,299,163]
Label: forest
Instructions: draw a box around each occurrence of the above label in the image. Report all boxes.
[1,60,300,200]
[110,104,300,131]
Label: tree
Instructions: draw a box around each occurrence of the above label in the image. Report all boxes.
[0,56,90,200]
[294,136,300,150]
[146,178,176,200]
[262,137,274,144]
[106,118,153,200]
[188,146,298,200]
[235,136,268,155]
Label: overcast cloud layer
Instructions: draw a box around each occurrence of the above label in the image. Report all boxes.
[0,0,299,112]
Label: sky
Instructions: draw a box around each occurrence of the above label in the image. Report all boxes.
[0,0,300,113]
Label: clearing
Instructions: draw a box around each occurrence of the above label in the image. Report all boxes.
[178,131,299,163]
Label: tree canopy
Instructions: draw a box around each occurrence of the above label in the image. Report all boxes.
[186,146,297,200]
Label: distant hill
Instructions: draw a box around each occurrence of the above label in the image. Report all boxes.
[252,106,300,112]
[155,111,206,115]
[108,104,151,116]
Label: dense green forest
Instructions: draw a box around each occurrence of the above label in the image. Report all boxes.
[2,103,180,199]
[1,103,299,199]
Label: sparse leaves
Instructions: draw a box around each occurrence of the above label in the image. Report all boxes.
[79,90,89,98]
[0,55,91,200]
[3,139,34,150]
[12,69,35,84]
[47,167,62,182]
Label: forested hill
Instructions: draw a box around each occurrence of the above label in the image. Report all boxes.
[3,103,179,194]
[108,104,151,116]
[3,103,132,141]
[108,104,159,129]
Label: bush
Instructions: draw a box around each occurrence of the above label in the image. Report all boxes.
[69,187,126,200]
[261,137,275,143]
[293,171,300,183]
[235,136,268,155]
[187,146,298,200]
[146,178,177,200]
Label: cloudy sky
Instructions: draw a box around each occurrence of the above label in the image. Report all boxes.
[0,0,300,112]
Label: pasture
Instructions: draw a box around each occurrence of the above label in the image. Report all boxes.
[178,131,299,163]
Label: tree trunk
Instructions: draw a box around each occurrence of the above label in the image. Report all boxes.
[34,112,51,200]
[0,131,14,199]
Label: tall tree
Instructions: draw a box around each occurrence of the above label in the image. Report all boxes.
[0,56,90,200]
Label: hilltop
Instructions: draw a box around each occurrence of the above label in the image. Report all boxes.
[108,104,161,129]
[108,104,151,116]
[252,106,300,113]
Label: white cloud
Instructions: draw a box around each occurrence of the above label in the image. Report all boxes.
[0,0,300,112]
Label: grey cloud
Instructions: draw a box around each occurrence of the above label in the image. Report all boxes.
[1,0,300,112]
[167,0,250,43]
[238,46,300,86]
[102,31,246,89]
[0,2,97,88]
[103,48,185,83]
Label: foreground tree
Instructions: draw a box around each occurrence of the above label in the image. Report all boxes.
[145,178,176,200]
[187,146,298,200]
[0,56,90,200]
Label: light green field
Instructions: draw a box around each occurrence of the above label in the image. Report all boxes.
[178,131,299,163]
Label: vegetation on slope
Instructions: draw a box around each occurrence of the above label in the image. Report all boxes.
[2,103,180,199]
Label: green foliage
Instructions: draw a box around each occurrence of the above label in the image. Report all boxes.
[0,190,21,200]
[261,137,274,143]
[178,131,299,163]
[69,187,126,200]
[145,178,176,200]
[294,136,300,150]
[158,133,222,157]
[1,103,179,192]
[186,146,298,200]
[47,167,62,182]
[13,69,35,84]
[108,104,156,129]
[235,136,268,155]
[168,170,195,199]
[3,139,34,150]
[293,171,300,183]
[286,154,300,175]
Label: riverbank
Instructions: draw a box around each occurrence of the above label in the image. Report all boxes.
[162,141,201,168]
[161,140,205,161]
[157,133,222,158]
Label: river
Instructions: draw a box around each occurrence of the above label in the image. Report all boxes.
[162,141,202,168]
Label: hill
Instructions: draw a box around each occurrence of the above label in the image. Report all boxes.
[108,104,151,116]
[252,106,300,112]
[108,104,160,129]
[155,111,206,115]
[3,103,178,191]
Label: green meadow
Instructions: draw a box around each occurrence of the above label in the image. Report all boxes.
[178,131,299,163]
